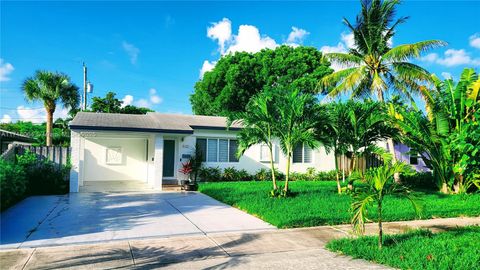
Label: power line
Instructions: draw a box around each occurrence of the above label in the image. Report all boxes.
[0,107,45,110]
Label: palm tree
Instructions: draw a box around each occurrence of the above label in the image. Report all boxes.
[274,88,319,193]
[228,89,280,190]
[319,0,446,179]
[350,153,421,249]
[22,71,79,146]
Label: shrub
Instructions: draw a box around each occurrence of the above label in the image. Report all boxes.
[17,151,70,195]
[0,159,27,211]
[315,170,338,181]
[254,168,284,181]
[221,167,253,181]
[401,172,436,190]
[199,166,222,182]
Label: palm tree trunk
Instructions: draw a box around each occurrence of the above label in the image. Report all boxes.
[348,154,356,190]
[378,200,383,249]
[46,109,54,146]
[335,153,341,194]
[284,152,291,192]
[269,145,277,190]
[377,90,400,183]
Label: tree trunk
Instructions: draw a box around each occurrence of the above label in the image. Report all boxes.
[348,155,356,191]
[387,138,401,183]
[269,145,277,190]
[378,200,383,249]
[440,182,449,194]
[335,153,342,194]
[284,152,291,192]
[46,109,54,146]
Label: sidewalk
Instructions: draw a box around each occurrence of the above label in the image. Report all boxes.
[2,216,478,269]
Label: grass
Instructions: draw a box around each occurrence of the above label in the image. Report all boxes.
[198,181,480,228]
[326,226,480,270]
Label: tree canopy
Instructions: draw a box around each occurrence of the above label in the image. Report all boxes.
[190,45,333,116]
[90,92,154,114]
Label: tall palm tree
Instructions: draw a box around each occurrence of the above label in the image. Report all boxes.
[228,89,280,190]
[22,71,79,146]
[319,0,446,177]
[274,88,320,193]
[350,153,421,249]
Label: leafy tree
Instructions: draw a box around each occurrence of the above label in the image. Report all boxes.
[191,45,332,116]
[228,89,279,190]
[350,154,421,249]
[21,71,79,146]
[90,92,154,114]
[0,121,70,146]
[319,0,446,178]
[274,88,320,193]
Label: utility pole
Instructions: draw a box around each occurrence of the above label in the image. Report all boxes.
[83,62,87,111]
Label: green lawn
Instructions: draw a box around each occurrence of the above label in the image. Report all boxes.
[326,226,480,270]
[199,181,480,228]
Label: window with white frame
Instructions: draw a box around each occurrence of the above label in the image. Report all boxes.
[293,143,312,163]
[196,138,239,163]
[260,144,277,162]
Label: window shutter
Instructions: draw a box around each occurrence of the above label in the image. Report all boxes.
[219,139,229,162]
[293,144,303,163]
[304,145,312,163]
[207,139,218,162]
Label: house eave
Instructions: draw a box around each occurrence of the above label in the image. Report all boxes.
[69,125,194,134]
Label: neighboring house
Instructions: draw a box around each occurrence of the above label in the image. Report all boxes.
[69,112,428,192]
[394,143,430,172]
[0,129,34,154]
[69,112,335,192]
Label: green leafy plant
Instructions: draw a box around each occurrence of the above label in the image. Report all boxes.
[198,167,222,182]
[350,156,422,248]
[0,159,27,211]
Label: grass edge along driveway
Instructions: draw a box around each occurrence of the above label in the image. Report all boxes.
[199,181,480,228]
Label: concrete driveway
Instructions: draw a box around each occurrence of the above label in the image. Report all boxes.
[0,192,275,249]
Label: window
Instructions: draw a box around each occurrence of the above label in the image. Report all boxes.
[410,152,419,165]
[196,138,239,163]
[260,145,270,162]
[293,143,313,163]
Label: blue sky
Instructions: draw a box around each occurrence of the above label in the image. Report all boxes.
[1,1,479,123]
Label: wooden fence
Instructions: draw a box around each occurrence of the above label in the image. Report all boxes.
[1,144,71,167]
[336,153,383,174]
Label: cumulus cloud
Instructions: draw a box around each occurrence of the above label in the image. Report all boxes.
[199,60,216,78]
[149,88,163,104]
[320,43,347,54]
[341,32,355,49]
[441,72,453,80]
[227,25,278,54]
[122,41,140,64]
[16,106,68,124]
[0,59,14,82]
[121,95,134,107]
[421,49,480,67]
[1,114,12,123]
[207,18,232,54]
[135,99,150,108]
[320,32,354,55]
[286,27,309,44]
[470,33,480,49]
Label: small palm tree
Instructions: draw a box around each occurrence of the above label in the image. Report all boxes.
[22,71,79,146]
[274,88,319,193]
[350,153,422,249]
[319,0,446,178]
[228,89,279,190]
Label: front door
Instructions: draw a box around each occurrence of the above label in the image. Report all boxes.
[163,140,175,177]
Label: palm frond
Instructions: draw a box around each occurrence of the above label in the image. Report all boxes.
[383,40,447,62]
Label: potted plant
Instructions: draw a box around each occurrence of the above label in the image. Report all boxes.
[179,145,203,191]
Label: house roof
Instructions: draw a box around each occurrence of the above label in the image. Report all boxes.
[0,129,35,143]
[69,112,242,133]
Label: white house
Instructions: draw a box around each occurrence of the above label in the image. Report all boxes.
[69,112,335,192]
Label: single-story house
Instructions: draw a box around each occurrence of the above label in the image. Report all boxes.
[69,112,427,192]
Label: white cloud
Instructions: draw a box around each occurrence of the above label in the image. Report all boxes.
[149,88,162,104]
[16,106,68,123]
[122,41,140,64]
[1,114,12,123]
[0,59,14,82]
[340,32,355,49]
[470,33,480,49]
[227,25,278,54]
[320,43,347,54]
[121,95,134,107]
[199,60,216,78]
[286,27,309,44]
[421,49,480,67]
[135,99,150,108]
[207,18,232,54]
[441,72,452,80]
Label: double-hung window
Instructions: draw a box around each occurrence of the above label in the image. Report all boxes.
[196,138,239,163]
[293,143,312,163]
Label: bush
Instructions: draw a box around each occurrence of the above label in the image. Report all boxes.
[315,170,338,181]
[17,151,70,195]
[401,172,436,190]
[199,166,222,182]
[254,168,285,181]
[0,159,27,211]
[221,167,252,181]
